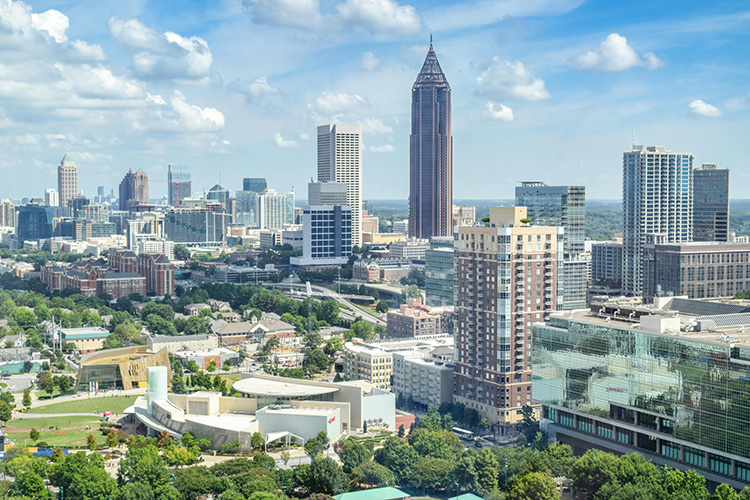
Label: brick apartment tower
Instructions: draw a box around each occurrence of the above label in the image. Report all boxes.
[454,207,563,425]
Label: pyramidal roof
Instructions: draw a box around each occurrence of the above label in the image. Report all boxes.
[60,149,74,164]
[414,35,449,87]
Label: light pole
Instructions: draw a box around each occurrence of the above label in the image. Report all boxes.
[454,482,459,499]
[504,458,508,488]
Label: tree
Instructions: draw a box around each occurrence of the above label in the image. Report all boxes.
[118,444,168,490]
[305,349,329,373]
[281,450,291,465]
[106,430,120,449]
[713,484,740,500]
[22,389,32,408]
[163,446,199,467]
[30,427,40,441]
[402,284,422,300]
[0,400,12,425]
[413,456,454,493]
[350,461,396,488]
[117,482,155,500]
[323,338,343,356]
[350,320,374,340]
[173,466,220,500]
[251,431,265,451]
[305,437,324,458]
[318,300,340,325]
[309,457,347,495]
[68,464,119,500]
[374,436,419,482]
[475,448,499,492]
[174,245,191,261]
[11,471,53,500]
[57,375,72,393]
[375,301,389,313]
[571,449,620,498]
[87,433,98,450]
[303,332,323,349]
[207,358,217,372]
[508,472,558,500]
[410,430,453,459]
[338,438,373,473]
[452,453,479,493]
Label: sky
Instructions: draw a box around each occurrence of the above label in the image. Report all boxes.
[0,0,749,202]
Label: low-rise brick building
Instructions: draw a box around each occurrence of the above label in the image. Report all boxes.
[386,300,454,338]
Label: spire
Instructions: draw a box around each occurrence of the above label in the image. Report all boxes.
[430,33,433,50]
[60,149,73,164]
[414,35,448,86]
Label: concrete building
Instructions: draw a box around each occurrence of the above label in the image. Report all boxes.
[44,189,59,207]
[308,181,348,206]
[290,205,352,267]
[148,334,218,354]
[258,188,295,230]
[643,241,750,301]
[0,199,15,228]
[164,208,228,245]
[455,207,563,425]
[61,327,111,353]
[409,38,452,240]
[424,236,456,307]
[362,210,379,235]
[318,124,362,247]
[591,239,623,288]
[393,346,454,408]
[389,238,429,260]
[174,347,239,369]
[119,169,150,210]
[353,258,410,283]
[259,229,281,250]
[533,297,750,490]
[693,163,729,242]
[393,220,408,235]
[452,205,476,227]
[77,346,170,391]
[57,150,78,208]
[623,145,694,295]
[282,227,304,249]
[386,300,454,338]
[168,164,191,208]
[211,265,280,284]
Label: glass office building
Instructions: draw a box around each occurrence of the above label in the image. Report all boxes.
[424,236,456,307]
[533,310,750,488]
[693,164,729,242]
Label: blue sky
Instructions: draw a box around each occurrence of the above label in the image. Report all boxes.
[0,0,748,201]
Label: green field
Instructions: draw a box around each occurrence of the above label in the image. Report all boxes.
[27,395,137,415]
[220,373,242,384]
[6,415,109,448]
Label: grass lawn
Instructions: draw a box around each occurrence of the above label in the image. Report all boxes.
[34,388,66,399]
[6,415,108,448]
[352,302,379,317]
[220,373,242,384]
[27,395,137,415]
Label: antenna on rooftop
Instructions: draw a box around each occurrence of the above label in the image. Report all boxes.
[632,128,637,148]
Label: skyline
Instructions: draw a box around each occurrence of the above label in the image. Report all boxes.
[0,0,748,201]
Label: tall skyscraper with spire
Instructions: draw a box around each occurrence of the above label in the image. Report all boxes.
[409,35,452,240]
[57,150,78,208]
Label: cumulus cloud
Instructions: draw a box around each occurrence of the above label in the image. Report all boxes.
[311,92,368,114]
[248,76,279,97]
[273,132,300,148]
[573,33,663,71]
[55,63,143,99]
[369,144,394,153]
[30,9,69,43]
[244,0,423,35]
[689,99,722,118]
[132,91,225,132]
[108,17,213,82]
[361,118,393,134]
[484,102,514,121]
[361,52,381,70]
[476,58,550,101]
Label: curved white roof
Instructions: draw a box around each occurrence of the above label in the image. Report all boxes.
[233,377,338,397]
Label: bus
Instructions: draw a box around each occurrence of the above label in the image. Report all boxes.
[452,427,474,439]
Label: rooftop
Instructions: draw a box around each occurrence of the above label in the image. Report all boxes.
[333,487,409,500]
[233,376,339,397]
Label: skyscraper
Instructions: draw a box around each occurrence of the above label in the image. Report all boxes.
[119,169,150,210]
[622,145,693,296]
[207,184,230,209]
[243,178,267,193]
[44,188,59,207]
[0,199,14,228]
[693,163,729,242]
[318,124,362,247]
[57,150,78,208]
[308,181,348,206]
[455,207,563,425]
[168,164,191,208]
[257,187,295,230]
[409,36,452,240]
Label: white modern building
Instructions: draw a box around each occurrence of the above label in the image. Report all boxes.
[44,188,59,207]
[392,346,454,408]
[390,238,429,260]
[308,181,348,206]
[290,205,353,267]
[318,124,362,247]
[258,187,295,230]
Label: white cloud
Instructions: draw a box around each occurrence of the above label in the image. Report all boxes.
[108,17,213,82]
[133,91,226,132]
[312,92,368,114]
[689,99,723,118]
[573,33,662,71]
[476,58,550,101]
[337,0,422,35]
[55,63,143,99]
[484,102,514,121]
[361,52,381,70]
[30,9,69,43]
[168,91,225,131]
[361,118,393,134]
[273,132,300,148]
[369,144,394,153]
[248,76,279,97]
[244,0,325,28]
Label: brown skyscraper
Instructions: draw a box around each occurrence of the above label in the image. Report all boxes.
[57,150,78,208]
[119,169,150,210]
[409,36,452,240]
[454,207,562,425]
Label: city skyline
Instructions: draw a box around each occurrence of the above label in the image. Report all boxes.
[0,0,748,201]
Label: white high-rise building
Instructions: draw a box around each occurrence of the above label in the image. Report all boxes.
[44,188,59,207]
[57,150,78,208]
[622,145,694,296]
[258,187,295,230]
[308,181,348,206]
[317,124,362,247]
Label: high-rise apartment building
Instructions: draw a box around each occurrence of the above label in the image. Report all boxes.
[693,164,729,242]
[308,181,348,206]
[243,178,267,193]
[57,150,78,208]
[318,124,362,247]
[0,199,14,228]
[455,207,563,425]
[409,37,452,240]
[257,187,295,230]
[424,236,456,307]
[168,164,191,208]
[44,189,59,207]
[622,145,693,296]
[119,169,150,210]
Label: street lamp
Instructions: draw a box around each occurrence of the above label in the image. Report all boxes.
[504,458,508,488]
[454,482,459,499]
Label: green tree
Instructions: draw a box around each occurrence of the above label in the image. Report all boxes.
[475,448,500,492]
[410,429,453,459]
[374,436,419,482]
[323,338,343,356]
[305,437,324,458]
[0,400,12,425]
[117,482,155,500]
[350,320,374,340]
[174,245,191,261]
[452,453,479,493]
[251,431,265,451]
[86,433,98,450]
[402,284,422,300]
[571,449,620,498]
[22,389,32,408]
[713,484,740,500]
[375,301,389,313]
[11,471,53,500]
[144,314,178,336]
[350,461,396,488]
[413,456,454,493]
[117,444,168,490]
[163,445,199,467]
[305,348,329,373]
[303,332,323,349]
[57,375,71,393]
[106,430,120,449]
[30,427,40,441]
[338,437,373,472]
[508,472,558,500]
[310,457,347,495]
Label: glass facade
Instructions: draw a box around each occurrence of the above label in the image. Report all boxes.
[534,314,750,483]
[424,236,456,307]
[515,184,585,257]
[693,165,729,242]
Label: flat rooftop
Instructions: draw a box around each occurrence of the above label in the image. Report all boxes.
[233,377,339,397]
[256,406,334,416]
[86,353,154,365]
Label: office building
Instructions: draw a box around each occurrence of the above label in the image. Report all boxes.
[318,124,362,247]
[353,258,411,282]
[148,334,218,354]
[643,241,750,301]
[258,187,295,230]
[308,181,348,206]
[16,204,53,245]
[533,297,750,490]
[693,164,729,242]
[57,150,78,208]
[164,208,228,244]
[452,205,476,228]
[424,236,456,307]
[393,220,408,235]
[0,199,14,228]
[515,182,585,256]
[362,210,379,235]
[455,207,563,425]
[409,37,452,240]
[290,205,352,267]
[235,190,259,227]
[96,186,105,204]
[44,189,59,207]
[591,239,623,288]
[168,164,191,208]
[119,169,150,210]
[622,145,693,296]
[207,184,230,209]
[243,178,267,193]
[389,238,429,260]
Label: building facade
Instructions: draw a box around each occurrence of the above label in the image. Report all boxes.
[258,188,295,230]
[455,207,563,424]
[168,164,191,208]
[424,236,456,307]
[308,181,348,206]
[515,182,585,256]
[623,145,694,295]
[290,205,352,267]
[57,150,78,208]
[693,164,729,242]
[409,37,452,240]
[393,347,454,409]
[243,178,267,193]
[0,199,15,228]
[119,169,150,210]
[643,242,750,301]
[317,124,362,247]
[164,208,228,244]
[389,238,429,260]
[16,204,53,245]
[591,239,623,288]
[386,299,453,338]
